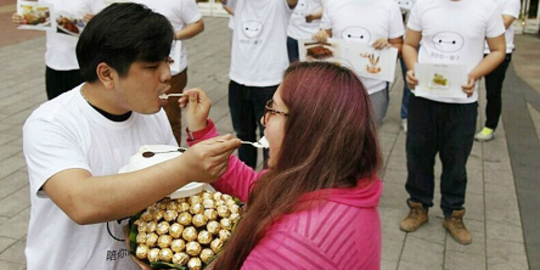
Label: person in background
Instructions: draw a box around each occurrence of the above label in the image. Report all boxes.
[221,0,237,35]
[313,0,404,126]
[286,0,323,63]
[180,61,383,269]
[400,0,506,245]
[227,0,298,169]
[12,0,105,100]
[22,4,239,269]
[396,0,416,133]
[475,0,521,142]
[132,0,204,145]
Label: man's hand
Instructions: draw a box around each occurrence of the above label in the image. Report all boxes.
[305,14,315,23]
[180,135,241,184]
[372,38,392,50]
[12,13,23,25]
[83,13,94,23]
[179,88,212,132]
[406,69,419,90]
[462,75,477,97]
[312,29,329,43]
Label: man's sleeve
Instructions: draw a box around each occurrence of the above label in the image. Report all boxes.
[389,2,405,39]
[180,0,203,25]
[503,0,521,19]
[406,0,422,32]
[320,3,332,30]
[486,5,506,38]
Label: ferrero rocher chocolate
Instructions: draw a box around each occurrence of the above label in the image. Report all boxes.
[217,205,231,218]
[158,248,174,262]
[153,210,164,221]
[167,202,178,211]
[187,257,203,270]
[178,212,192,226]
[172,252,190,265]
[182,226,198,242]
[197,230,213,245]
[141,211,153,222]
[200,248,215,264]
[176,197,186,203]
[219,229,231,242]
[192,214,208,228]
[210,238,224,253]
[207,220,220,235]
[201,192,212,200]
[204,209,218,221]
[147,248,160,263]
[229,204,241,214]
[156,221,170,235]
[136,245,149,259]
[202,198,215,209]
[179,202,191,212]
[229,213,241,223]
[137,222,147,233]
[222,194,233,201]
[188,195,202,205]
[186,241,202,256]
[225,199,237,209]
[171,239,186,253]
[146,221,157,233]
[136,232,147,244]
[157,234,172,249]
[220,218,232,230]
[190,203,204,215]
[146,232,158,247]
[164,210,178,222]
[169,223,184,238]
[212,192,223,201]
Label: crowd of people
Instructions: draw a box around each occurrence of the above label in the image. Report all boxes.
[14,0,520,269]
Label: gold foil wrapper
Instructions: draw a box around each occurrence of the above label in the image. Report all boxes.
[179,202,191,212]
[137,222,147,233]
[186,241,202,256]
[225,199,237,209]
[187,257,203,270]
[146,232,159,247]
[218,229,232,242]
[217,205,231,218]
[192,214,208,228]
[220,218,232,230]
[200,248,215,264]
[156,221,170,235]
[229,204,241,214]
[202,198,215,209]
[190,203,204,215]
[153,210,164,221]
[158,248,173,262]
[147,248,160,263]
[178,212,192,226]
[141,211,153,222]
[212,192,223,201]
[201,192,212,200]
[134,219,143,226]
[222,194,233,201]
[197,230,213,245]
[176,197,186,203]
[229,213,241,223]
[146,221,157,233]
[157,201,168,210]
[204,209,218,221]
[136,232,147,244]
[188,195,202,205]
[172,252,190,265]
[164,210,178,222]
[171,239,186,253]
[206,220,221,235]
[135,245,149,259]
[166,201,178,211]
[157,234,172,249]
[182,226,198,242]
[210,238,224,253]
[169,223,184,238]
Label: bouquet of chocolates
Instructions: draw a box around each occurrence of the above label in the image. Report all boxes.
[128,191,242,270]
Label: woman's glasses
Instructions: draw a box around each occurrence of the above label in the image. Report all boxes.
[262,99,289,126]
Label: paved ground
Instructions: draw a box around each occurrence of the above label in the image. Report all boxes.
[0,15,539,270]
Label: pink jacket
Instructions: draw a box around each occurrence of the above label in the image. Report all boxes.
[188,123,383,270]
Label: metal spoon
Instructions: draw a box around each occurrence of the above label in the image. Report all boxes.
[142,147,188,158]
[159,93,185,99]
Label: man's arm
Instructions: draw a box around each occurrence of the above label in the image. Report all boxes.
[469,34,506,81]
[175,19,204,40]
[287,0,298,9]
[42,137,240,225]
[306,7,323,23]
[502,14,516,29]
[402,28,422,89]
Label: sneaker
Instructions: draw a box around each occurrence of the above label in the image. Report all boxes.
[399,201,428,232]
[401,119,408,134]
[443,209,473,245]
[475,127,494,142]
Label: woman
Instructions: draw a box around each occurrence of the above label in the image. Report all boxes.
[181,62,383,269]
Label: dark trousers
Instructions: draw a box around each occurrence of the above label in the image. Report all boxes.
[484,53,512,130]
[405,95,477,217]
[45,66,84,100]
[228,80,277,169]
[399,56,411,119]
[286,37,300,63]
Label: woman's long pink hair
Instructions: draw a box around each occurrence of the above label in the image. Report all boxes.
[214,62,382,269]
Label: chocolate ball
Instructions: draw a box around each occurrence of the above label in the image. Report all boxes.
[190,203,204,215]
[220,218,232,230]
[172,252,190,265]
[188,195,202,205]
[192,214,208,228]
[147,248,160,263]
[186,241,202,256]
[200,248,215,264]
[158,248,173,262]
[204,209,218,221]
[171,238,186,253]
[182,226,198,242]
[187,257,203,270]
[219,229,232,242]
[207,221,221,235]
[210,238,224,253]
[157,234,172,249]
[146,221,157,233]
[169,223,184,238]
[197,230,213,245]
[164,210,179,222]
[202,198,215,209]
[135,245,149,260]
[178,212,192,226]
[136,232,147,245]
[146,232,159,247]
[178,202,191,213]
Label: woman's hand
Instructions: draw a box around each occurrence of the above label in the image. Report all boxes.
[406,69,419,90]
[12,13,23,25]
[372,38,392,50]
[462,75,477,97]
[312,29,329,43]
[179,88,212,132]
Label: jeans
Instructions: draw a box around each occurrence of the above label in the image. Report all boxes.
[405,95,477,217]
[484,53,512,130]
[228,80,277,168]
[45,66,84,100]
[287,37,300,63]
[399,56,411,119]
[369,87,389,127]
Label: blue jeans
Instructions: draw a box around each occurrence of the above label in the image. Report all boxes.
[228,80,277,168]
[399,56,410,119]
[287,37,300,63]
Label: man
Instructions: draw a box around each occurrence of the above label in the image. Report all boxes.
[22,3,240,269]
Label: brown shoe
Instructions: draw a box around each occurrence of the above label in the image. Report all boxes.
[443,209,473,245]
[399,201,428,232]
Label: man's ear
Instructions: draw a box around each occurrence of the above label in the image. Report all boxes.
[96,63,117,89]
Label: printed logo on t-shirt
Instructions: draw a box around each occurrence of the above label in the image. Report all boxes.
[432,31,464,53]
[242,21,264,39]
[342,27,372,44]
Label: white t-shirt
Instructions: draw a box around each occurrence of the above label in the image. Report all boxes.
[321,0,404,95]
[230,0,293,87]
[132,0,202,75]
[40,0,105,70]
[287,0,323,40]
[484,0,520,54]
[226,0,238,30]
[23,85,176,270]
[408,0,505,104]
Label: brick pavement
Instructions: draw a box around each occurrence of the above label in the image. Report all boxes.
[0,16,536,270]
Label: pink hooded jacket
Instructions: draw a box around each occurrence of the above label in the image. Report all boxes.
[187,122,383,270]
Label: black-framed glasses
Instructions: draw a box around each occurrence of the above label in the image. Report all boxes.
[262,99,289,126]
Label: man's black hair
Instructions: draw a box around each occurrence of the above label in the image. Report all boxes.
[76,3,174,82]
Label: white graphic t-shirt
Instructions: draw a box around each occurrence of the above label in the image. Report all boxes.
[230,0,293,87]
[287,0,323,40]
[23,86,176,270]
[321,0,404,95]
[484,0,520,54]
[408,0,505,104]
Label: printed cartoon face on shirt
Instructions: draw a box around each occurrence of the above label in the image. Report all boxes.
[432,32,465,53]
[242,21,264,39]
[342,27,372,44]
[394,0,413,10]
[295,0,309,15]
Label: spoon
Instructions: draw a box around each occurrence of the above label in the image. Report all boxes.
[218,137,269,149]
[142,147,188,158]
[159,93,185,99]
